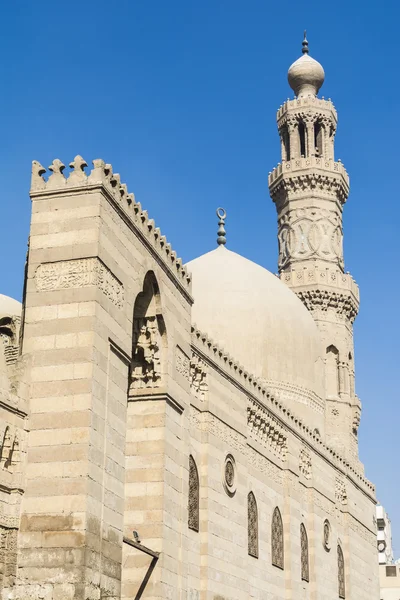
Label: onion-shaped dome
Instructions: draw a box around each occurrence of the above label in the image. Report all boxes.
[288,33,325,97]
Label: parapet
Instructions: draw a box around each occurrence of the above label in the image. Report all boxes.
[30,157,192,295]
[277,96,337,124]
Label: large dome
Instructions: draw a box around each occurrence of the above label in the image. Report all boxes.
[187,247,324,416]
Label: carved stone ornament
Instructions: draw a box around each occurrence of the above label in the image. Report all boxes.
[247,398,288,460]
[278,209,343,270]
[299,447,312,480]
[335,477,348,505]
[0,427,20,473]
[190,355,208,401]
[0,526,18,591]
[223,454,236,497]
[35,258,124,308]
[323,519,331,552]
[130,316,162,390]
[175,346,190,381]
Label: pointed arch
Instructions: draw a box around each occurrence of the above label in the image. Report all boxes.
[271,507,284,569]
[338,543,345,598]
[188,455,199,532]
[248,492,258,558]
[300,523,309,582]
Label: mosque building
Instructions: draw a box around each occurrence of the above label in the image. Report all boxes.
[0,35,379,599]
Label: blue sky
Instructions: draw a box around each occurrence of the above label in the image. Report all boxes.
[1,1,399,551]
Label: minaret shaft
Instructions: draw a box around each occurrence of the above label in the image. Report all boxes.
[269,45,362,463]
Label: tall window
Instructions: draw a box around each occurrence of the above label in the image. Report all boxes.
[326,345,339,398]
[338,544,345,598]
[188,455,199,532]
[271,507,284,569]
[314,121,323,156]
[248,492,258,558]
[300,523,309,582]
[298,122,306,157]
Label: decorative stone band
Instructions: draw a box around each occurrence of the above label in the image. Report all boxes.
[269,163,349,206]
[30,157,192,296]
[261,378,325,415]
[247,398,288,460]
[276,96,337,122]
[35,257,124,309]
[281,267,359,323]
[191,324,375,498]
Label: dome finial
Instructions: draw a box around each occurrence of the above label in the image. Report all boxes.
[302,30,309,54]
[216,208,227,246]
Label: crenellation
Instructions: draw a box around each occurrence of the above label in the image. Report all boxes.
[30,157,192,294]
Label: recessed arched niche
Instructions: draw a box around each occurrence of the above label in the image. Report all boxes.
[129,271,167,394]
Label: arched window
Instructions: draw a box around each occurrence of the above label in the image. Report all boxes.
[281,125,290,161]
[314,121,323,156]
[300,523,309,582]
[326,345,339,398]
[338,544,345,598]
[248,492,258,558]
[271,507,284,569]
[188,455,199,532]
[298,121,306,157]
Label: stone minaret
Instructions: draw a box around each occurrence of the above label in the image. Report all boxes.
[269,34,361,463]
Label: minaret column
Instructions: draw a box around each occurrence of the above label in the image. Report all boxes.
[269,35,362,463]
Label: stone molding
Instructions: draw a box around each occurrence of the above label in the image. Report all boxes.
[35,257,124,308]
[262,378,325,415]
[269,161,349,207]
[191,325,375,498]
[30,157,192,297]
[281,267,359,323]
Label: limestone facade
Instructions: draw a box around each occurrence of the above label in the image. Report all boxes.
[0,36,379,600]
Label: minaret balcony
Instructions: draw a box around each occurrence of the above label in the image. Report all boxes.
[269,157,350,205]
[277,96,337,121]
[269,156,349,185]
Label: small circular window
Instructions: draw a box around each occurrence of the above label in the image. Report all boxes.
[223,454,237,497]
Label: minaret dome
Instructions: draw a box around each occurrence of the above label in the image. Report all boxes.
[288,32,325,97]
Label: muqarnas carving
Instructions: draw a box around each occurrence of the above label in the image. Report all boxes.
[130,272,166,392]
